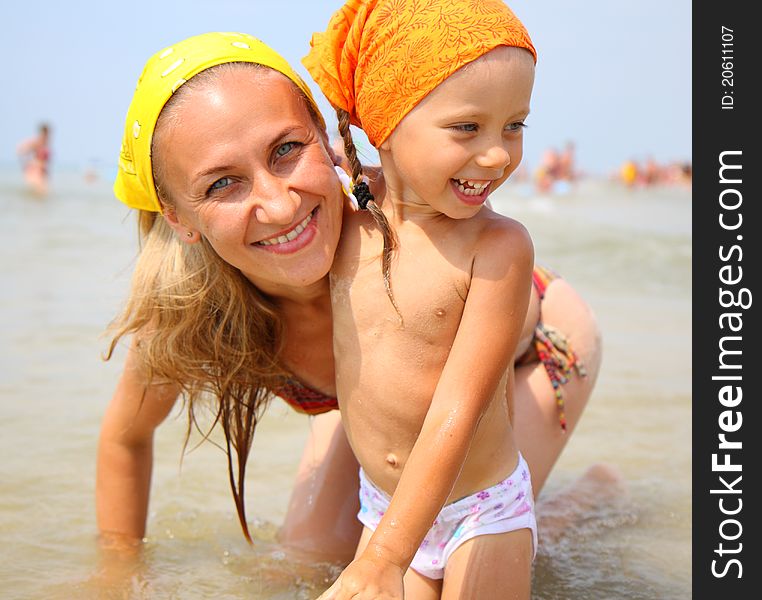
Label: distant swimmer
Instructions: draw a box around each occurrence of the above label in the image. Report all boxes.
[534,147,561,194]
[558,140,577,182]
[17,123,51,196]
[620,159,639,188]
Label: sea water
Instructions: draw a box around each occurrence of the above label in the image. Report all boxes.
[0,169,691,599]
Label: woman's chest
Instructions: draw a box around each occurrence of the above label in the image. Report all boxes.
[279,308,337,397]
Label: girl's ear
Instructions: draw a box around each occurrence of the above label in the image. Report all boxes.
[162,207,200,244]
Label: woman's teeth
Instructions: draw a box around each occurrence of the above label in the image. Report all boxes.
[455,178,489,196]
[257,212,313,246]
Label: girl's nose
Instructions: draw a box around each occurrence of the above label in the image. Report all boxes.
[476,143,512,170]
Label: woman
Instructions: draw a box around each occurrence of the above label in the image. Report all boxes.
[96,32,601,563]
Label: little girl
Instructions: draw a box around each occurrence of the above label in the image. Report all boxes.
[305,1,538,598]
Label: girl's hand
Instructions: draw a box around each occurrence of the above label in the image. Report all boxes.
[316,555,404,600]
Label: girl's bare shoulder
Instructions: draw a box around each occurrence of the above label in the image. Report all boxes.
[473,209,533,255]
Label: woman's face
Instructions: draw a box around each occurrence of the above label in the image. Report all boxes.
[156,67,344,297]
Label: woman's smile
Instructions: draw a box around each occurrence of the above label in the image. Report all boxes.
[254,206,320,254]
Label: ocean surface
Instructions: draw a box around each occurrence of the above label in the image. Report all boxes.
[0,168,691,599]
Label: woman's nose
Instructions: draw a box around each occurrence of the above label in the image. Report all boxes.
[249,176,301,224]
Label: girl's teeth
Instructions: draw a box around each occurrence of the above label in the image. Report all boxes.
[456,178,488,192]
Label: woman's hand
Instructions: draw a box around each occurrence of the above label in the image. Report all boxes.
[316,555,404,600]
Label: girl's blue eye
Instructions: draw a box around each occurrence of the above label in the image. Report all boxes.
[506,122,527,132]
[454,123,478,133]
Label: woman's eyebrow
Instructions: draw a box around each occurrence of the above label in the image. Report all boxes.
[193,164,237,181]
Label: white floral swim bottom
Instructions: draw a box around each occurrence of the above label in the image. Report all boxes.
[357,453,537,579]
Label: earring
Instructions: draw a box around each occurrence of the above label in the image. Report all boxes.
[334,165,360,210]
[186,231,194,238]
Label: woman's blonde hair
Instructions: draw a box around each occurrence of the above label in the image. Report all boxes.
[106,62,324,543]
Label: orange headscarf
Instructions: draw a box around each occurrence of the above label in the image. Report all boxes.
[303,0,536,148]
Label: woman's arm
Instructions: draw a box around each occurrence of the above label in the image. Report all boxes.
[320,220,534,598]
[279,410,362,563]
[96,340,179,541]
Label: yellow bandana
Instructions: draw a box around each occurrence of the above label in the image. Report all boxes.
[114,32,323,212]
[303,0,536,148]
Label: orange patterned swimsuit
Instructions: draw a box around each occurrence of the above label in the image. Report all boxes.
[275,266,585,429]
[274,377,337,415]
[529,266,587,431]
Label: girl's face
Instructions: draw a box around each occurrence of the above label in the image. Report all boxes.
[156,68,344,297]
[379,46,535,220]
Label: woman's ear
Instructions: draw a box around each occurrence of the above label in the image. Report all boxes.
[327,143,340,166]
[162,207,200,243]
[328,137,349,170]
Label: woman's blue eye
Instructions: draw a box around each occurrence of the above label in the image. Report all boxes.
[276,141,298,157]
[209,177,232,193]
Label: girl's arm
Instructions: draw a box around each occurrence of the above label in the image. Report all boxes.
[320,220,534,598]
[96,339,179,543]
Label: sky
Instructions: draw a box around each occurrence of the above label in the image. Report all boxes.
[2,0,691,177]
